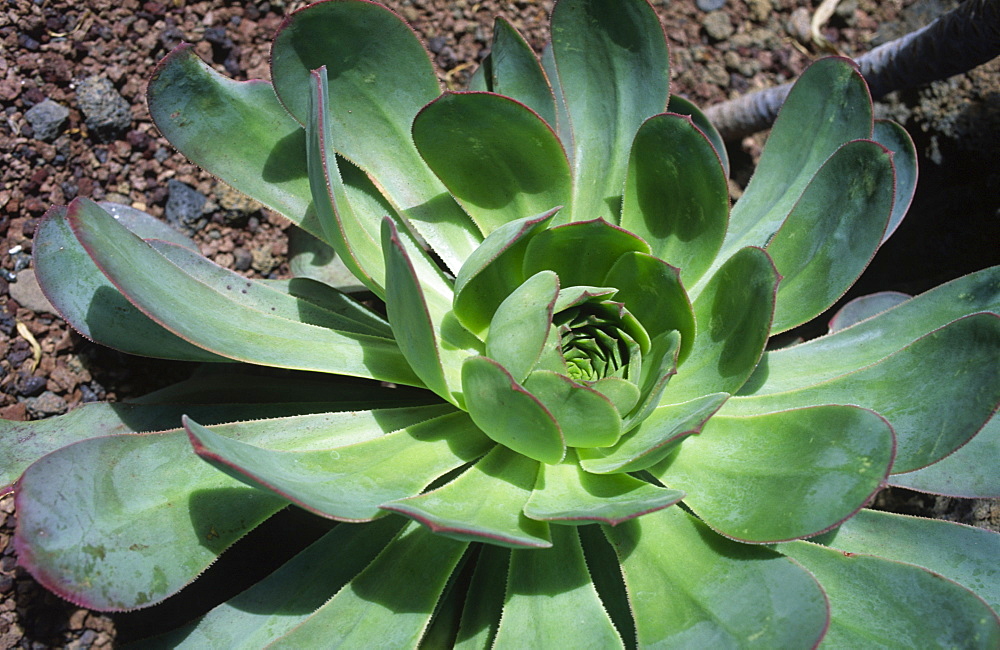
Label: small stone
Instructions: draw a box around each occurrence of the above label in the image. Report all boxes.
[702,12,734,41]
[76,76,132,142]
[747,0,773,23]
[24,99,70,142]
[696,0,726,12]
[233,247,252,271]
[251,247,278,275]
[165,179,207,230]
[22,391,69,418]
[8,269,56,314]
[14,373,47,397]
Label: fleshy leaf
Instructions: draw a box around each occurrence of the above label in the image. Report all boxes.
[413,92,571,235]
[550,0,669,221]
[666,94,729,176]
[724,314,1000,473]
[14,433,287,611]
[664,246,778,404]
[306,67,385,295]
[186,410,492,522]
[383,217,480,405]
[889,412,999,497]
[382,444,550,549]
[454,544,509,649]
[621,113,729,287]
[461,356,566,464]
[33,206,225,362]
[493,525,623,647]
[524,452,683,525]
[605,507,829,647]
[653,405,894,542]
[286,226,368,294]
[716,57,872,276]
[521,371,622,448]
[453,209,558,335]
[621,330,681,431]
[486,270,559,383]
[873,118,918,243]
[818,508,1000,611]
[270,523,468,647]
[740,266,1000,396]
[779,541,1000,647]
[271,0,480,271]
[96,201,198,250]
[766,140,894,332]
[69,198,421,385]
[827,290,912,332]
[523,219,651,288]
[604,251,696,364]
[479,17,557,128]
[145,517,405,648]
[150,240,391,338]
[579,392,728,474]
[148,45,317,234]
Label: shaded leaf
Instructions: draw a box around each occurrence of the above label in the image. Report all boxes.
[522,371,622,448]
[523,219,650,288]
[605,507,828,647]
[827,290,911,332]
[873,118,918,243]
[480,17,557,127]
[486,270,559,383]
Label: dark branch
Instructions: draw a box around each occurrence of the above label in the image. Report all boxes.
[705,0,1000,141]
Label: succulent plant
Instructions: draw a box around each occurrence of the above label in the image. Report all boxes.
[3,0,999,646]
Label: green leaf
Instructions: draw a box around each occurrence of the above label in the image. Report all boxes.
[873,118,918,243]
[286,226,368,294]
[604,251,696,364]
[186,410,491,522]
[818,508,1000,611]
[383,218,481,405]
[605,507,828,647]
[653,405,894,542]
[270,523,468,648]
[486,270,559,383]
[621,113,729,287]
[382,444,550,549]
[453,210,558,334]
[621,330,681,432]
[827,290,911,332]
[740,266,1000,396]
[413,92,572,235]
[147,46,317,235]
[579,392,728,474]
[494,525,624,647]
[724,314,1000,473]
[717,57,873,276]
[461,355,566,464]
[69,198,422,385]
[33,206,225,362]
[550,0,669,221]
[779,541,1000,648]
[667,94,729,176]
[664,246,778,404]
[889,412,999,497]
[305,67,385,295]
[271,0,480,271]
[96,201,198,250]
[523,219,651,288]
[766,140,895,332]
[150,240,391,338]
[524,451,683,525]
[145,517,405,648]
[522,371,622,448]
[541,42,573,157]
[454,544,509,649]
[481,17,557,128]
[14,432,287,611]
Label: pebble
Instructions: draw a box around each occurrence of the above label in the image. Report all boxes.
[696,0,726,12]
[14,374,46,398]
[24,99,70,142]
[8,269,56,314]
[703,12,735,41]
[76,76,132,142]
[22,391,68,418]
[233,247,253,271]
[165,179,207,229]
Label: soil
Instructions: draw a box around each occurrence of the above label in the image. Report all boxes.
[0,0,997,646]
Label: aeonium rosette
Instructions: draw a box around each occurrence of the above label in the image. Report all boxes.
[3,0,998,645]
